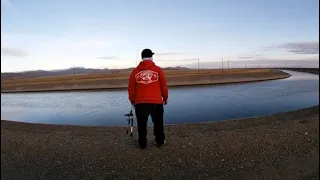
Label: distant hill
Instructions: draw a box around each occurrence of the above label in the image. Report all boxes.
[1,67,113,80]
[181,60,319,69]
[163,66,190,70]
[1,66,191,80]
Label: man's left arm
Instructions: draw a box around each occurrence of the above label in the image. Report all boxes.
[128,71,136,105]
[158,68,168,105]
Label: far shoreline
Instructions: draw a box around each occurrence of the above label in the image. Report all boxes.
[1,69,290,94]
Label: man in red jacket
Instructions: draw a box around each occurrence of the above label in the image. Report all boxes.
[128,48,169,149]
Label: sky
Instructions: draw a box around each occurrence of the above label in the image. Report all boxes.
[1,0,319,72]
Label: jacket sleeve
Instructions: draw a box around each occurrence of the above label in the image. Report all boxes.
[159,68,168,101]
[128,70,136,101]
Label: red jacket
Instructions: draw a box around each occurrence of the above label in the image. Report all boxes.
[128,60,168,104]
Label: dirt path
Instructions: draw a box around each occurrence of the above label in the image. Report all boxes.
[1,106,319,180]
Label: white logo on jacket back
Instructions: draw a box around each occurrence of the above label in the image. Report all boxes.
[135,70,159,84]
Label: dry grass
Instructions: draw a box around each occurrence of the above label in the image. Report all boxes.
[2,69,270,85]
[1,68,288,92]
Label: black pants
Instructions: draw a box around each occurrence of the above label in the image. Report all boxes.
[134,103,165,147]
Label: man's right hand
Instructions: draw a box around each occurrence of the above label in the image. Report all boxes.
[163,100,168,105]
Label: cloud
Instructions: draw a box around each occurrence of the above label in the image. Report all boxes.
[238,54,264,59]
[1,47,29,57]
[0,31,135,72]
[154,52,183,56]
[281,42,319,54]
[1,0,13,8]
[238,56,254,59]
[181,59,319,69]
[96,56,119,60]
[1,0,17,13]
[266,41,319,55]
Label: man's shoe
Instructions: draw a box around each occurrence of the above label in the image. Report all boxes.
[136,139,147,149]
[137,140,147,149]
[156,139,167,148]
[137,142,146,149]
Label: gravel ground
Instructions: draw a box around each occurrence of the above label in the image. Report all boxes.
[1,106,319,180]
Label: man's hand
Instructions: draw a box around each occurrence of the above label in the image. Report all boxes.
[163,100,168,105]
[130,100,135,105]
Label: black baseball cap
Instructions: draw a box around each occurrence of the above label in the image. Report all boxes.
[141,48,154,58]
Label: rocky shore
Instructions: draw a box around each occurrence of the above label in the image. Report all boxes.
[1,105,319,180]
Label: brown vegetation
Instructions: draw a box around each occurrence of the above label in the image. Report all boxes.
[1,69,290,93]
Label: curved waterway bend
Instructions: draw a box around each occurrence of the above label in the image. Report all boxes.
[1,70,319,126]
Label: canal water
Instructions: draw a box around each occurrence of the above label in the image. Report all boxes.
[1,70,319,126]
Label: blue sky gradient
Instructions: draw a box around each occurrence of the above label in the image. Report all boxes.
[1,0,319,72]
